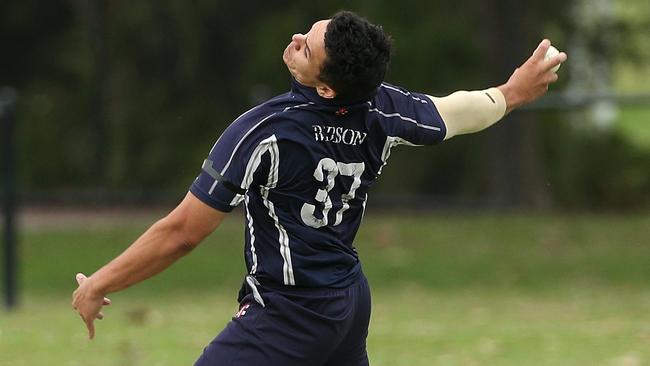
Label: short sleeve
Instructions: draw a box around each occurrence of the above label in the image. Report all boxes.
[371,83,447,145]
[190,112,277,212]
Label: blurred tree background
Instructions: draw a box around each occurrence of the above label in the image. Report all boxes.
[1,0,648,209]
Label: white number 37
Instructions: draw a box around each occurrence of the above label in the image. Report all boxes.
[300,158,365,228]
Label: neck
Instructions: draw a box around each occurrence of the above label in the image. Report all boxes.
[290,77,375,106]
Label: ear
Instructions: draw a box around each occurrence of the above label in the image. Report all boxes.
[316,84,336,99]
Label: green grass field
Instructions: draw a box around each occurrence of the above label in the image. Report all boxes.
[1,211,649,365]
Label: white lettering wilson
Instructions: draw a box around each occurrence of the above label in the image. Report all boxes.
[312,125,367,146]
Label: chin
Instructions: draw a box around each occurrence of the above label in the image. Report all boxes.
[285,63,298,79]
[282,44,291,63]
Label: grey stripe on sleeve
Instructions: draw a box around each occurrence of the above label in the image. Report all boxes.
[202,159,246,195]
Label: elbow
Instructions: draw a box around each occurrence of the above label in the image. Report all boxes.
[157,193,225,254]
[179,229,204,253]
[156,215,202,255]
[179,240,198,255]
[175,225,200,253]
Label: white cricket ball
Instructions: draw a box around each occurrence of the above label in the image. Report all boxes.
[545,45,561,73]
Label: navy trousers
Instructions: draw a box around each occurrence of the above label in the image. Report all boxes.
[194,273,371,366]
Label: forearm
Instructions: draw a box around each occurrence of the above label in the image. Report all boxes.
[72,193,225,339]
[429,40,567,140]
[428,88,506,140]
[89,217,196,295]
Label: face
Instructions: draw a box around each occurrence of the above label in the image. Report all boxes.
[283,19,334,97]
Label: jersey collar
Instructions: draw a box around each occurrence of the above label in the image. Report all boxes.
[290,77,376,107]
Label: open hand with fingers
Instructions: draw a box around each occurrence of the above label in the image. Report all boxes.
[72,273,112,339]
[498,39,568,114]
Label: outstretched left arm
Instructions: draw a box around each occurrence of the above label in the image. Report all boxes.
[430,39,567,140]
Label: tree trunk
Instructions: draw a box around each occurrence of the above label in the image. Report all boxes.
[479,0,551,208]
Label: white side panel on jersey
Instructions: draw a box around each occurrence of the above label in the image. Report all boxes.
[262,187,295,286]
[240,136,277,275]
[230,194,245,206]
[240,134,295,286]
[244,194,258,274]
[241,135,275,189]
[378,136,419,175]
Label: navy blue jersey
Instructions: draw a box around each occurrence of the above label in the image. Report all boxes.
[190,79,446,288]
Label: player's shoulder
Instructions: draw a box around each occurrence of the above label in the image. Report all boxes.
[225,92,297,127]
[372,82,431,108]
[217,92,317,147]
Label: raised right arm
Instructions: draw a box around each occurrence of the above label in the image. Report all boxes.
[72,191,226,338]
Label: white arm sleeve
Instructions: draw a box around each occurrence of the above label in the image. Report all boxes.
[427,87,506,140]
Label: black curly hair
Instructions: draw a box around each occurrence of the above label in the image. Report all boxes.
[319,11,392,101]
